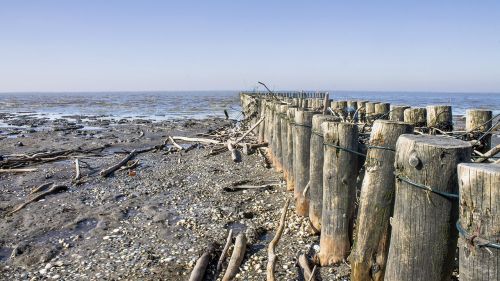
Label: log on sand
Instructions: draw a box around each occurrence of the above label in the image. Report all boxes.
[188,243,216,281]
[222,232,247,281]
[100,149,138,177]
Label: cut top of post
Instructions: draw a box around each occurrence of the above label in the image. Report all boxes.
[398,134,472,149]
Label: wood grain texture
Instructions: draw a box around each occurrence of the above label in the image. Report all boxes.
[458,163,500,281]
[385,135,471,281]
[317,121,359,265]
[350,120,413,281]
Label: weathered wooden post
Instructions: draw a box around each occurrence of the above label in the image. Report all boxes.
[385,135,471,281]
[357,101,368,122]
[337,100,348,119]
[457,163,500,281]
[374,102,390,120]
[258,98,266,142]
[389,105,410,121]
[365,102,379,123]
[427,105,453,133]
[286,106,297,191]
[350,120,413,281]
[466,109,493,153]
[317,122,359,265]
[403,107,427,127]
[308,115,340,233]
[279,104,289,179]
[293,109,319,216]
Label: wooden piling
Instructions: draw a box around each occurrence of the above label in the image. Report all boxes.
[365,102,379,123]
[427,105,453,132]
[350,120,414,281]
[403,107,427,127]
[308,115,340,233]
[385,135,471,281]
[317,122,359,265]
[374,103,390,120]
[457,163,500,281]
[465,109,493,153]
[357,101,368,122]
[389,105,410,122]
[279,104,289,179]
[293,109,319,216]
[286,106,297,191]
[272,103,283,170]
[258,99,266,142]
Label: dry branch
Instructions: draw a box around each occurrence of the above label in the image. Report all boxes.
[29,182,54,194]
[168,136,184,150]
[216,229,234,276]
[0,168,38,173]
[474,144,500,163]
[298,254,313,281]
[172,136,221,145]
[267,198,290,281]
[222,232,247,281]
[188,243,216,281]
[100,149,137,177]
[235,116,265,144]
[9,184,67,215]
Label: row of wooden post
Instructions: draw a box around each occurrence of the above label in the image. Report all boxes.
[239,92,499,281]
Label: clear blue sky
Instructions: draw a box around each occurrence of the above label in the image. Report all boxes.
[0,0,499,92]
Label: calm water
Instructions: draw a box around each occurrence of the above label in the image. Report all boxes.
[0,91,498,120]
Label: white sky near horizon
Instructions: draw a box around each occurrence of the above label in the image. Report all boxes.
[0,0,499,93]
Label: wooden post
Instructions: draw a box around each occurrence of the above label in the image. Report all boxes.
[427,105,453,132]
[457,163,500,281]
[389,105,410,122]
[275,103,287,171]
[337,100,348,119]
[308,115,340,233]
[403,107,427,127]
[286,106,297,191]
[365,102,379,123]
[357,101,368,123]
[280,104,289,179]
[374,103,390,120]
[322,93,330,115]
[385,135,471,281]
[258,98,266,142]
[317,122,359,265]
[466,109,493,153]
[293,109,319,216]
[350,120,414,281]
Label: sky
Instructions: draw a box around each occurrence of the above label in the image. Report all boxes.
[0,0,499,93]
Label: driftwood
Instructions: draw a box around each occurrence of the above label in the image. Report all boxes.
[172,136,221,145]
[29,182,54,194]
[73,159,81,181]
[298,254,313,281]
[168,136,184,150]
[0,168,38,173]
[235,116,265,144]
[216,229,234,276]
[473,144,500,163]
[224,183,281,192]
[267,198,291,281]
[100,149,137,177]
[222,232,247,281]
[9,185,68,215]
[188,243,216,281]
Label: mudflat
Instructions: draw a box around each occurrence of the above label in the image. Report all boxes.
[0,115,347,280]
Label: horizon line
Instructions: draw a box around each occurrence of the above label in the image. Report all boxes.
[1,89,500,95]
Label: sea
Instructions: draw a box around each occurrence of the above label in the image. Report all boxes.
[0,91,499,121]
